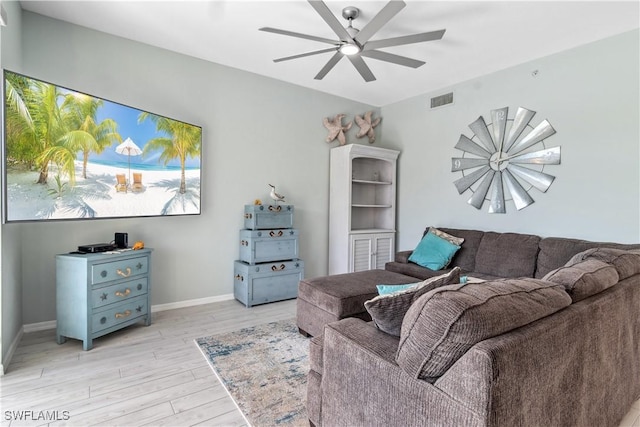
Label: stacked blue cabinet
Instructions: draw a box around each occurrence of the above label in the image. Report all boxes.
[234,204,303,307]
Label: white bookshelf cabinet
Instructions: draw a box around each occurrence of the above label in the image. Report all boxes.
[329,144,400,274]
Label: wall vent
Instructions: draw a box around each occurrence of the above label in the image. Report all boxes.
[430,92,454,109]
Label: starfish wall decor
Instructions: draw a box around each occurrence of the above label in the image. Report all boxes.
[323,114,353,146]
[355,111,381,143]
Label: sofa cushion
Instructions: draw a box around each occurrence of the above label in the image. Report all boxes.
[566,248,640,281]
[535,237,640,278]
[474,232,540,278]
[364,268,461,337]
[395,278,571,382]
[542,259,619,303]
[408,231,461,270]
[438,228,485,272]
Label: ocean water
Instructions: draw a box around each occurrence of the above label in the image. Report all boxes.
[88,159,200,171]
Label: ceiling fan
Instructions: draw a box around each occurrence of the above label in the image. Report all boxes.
[259,0,445,82]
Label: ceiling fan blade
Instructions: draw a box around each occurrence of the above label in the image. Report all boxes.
[308,1,352,41]
[360,50,424,68]
[355,0,406,44]
[315,51,344,80]
[274,47,338,63]
[259,27,339,45]
[364,29,446,50]
[347,55,376,82]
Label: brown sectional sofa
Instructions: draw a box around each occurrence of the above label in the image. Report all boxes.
[304,227,640,427]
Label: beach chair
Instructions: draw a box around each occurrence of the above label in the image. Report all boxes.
[132,172,144,192]
[115,174,127,193]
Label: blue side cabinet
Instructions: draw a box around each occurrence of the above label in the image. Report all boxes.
[56,248,153,350]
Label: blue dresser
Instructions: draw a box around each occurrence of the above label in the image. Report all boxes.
[56,248,153,350]
[235,204,303,307]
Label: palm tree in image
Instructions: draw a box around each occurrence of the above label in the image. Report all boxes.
[5,74,39,170]
[138,112,201,194]
[58,93,122,179]
[21,79,69,184]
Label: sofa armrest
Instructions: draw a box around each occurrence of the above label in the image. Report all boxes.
[320,318,485,427]
[395,250,413,263]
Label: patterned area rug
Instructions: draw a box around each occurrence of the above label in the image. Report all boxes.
[195,319,310,426]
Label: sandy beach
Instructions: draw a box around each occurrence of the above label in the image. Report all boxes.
[5,161,200,221]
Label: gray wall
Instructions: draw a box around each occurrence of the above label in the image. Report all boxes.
[3,7,639,333]
[16,11,379,324]
[1,0,24,372]
[382,29,640,250]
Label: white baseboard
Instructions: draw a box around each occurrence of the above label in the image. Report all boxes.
[151,293,235,312]
[23,320,57,333]
[1,327,24,376]
[20,293,236,332]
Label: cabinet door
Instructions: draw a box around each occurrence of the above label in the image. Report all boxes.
[349,233,395,272]
[373,234,394,269]
[350,235,373,272]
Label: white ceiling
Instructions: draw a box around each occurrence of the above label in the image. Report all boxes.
[18,0,640,106]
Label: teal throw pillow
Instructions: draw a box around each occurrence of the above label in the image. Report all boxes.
[376,283,419,295]
[408,231,461,270]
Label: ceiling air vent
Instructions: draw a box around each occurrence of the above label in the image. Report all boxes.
[430,92,454,109]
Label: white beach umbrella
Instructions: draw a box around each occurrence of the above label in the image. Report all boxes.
[115,137,143,184]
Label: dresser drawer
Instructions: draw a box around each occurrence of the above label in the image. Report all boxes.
[239,229,299,264]
[92,295,148,333]
[244,204,294,230]
[91,278,148,309]
[91,255,149,285]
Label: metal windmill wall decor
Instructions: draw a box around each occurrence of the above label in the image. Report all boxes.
[451,107,561,213]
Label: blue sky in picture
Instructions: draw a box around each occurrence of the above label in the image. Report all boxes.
[91,98,201,170]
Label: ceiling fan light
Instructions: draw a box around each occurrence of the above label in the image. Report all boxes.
[339,43,360,55]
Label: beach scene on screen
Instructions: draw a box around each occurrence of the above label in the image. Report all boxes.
[4,71,202,222]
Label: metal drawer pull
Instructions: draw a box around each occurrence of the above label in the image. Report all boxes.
[240,240,248,246]
[269,230,284,237]
[268,205,282,212]
[244,213,253,219]
[116,267,132,277]
[115,310,132,319]
[271,264,286,271]
[115,289,131,297]
[235,274,244,281]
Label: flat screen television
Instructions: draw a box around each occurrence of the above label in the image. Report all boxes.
[2,69,202,223]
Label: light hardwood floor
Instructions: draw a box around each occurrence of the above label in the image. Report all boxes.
[2,298,639,427]
[1,299,296,427]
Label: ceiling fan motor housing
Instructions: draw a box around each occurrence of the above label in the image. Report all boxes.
[342,6,359,21]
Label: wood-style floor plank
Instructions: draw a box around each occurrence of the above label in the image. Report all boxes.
[1,297,638,426]
[2,299,296,426]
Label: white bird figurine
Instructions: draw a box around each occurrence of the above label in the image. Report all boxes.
[268,184,285,205]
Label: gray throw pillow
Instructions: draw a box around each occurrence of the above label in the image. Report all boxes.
[566,248,640,281]
[543,258,619,302]
[364,267,461,337]
[396,278,571,382]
